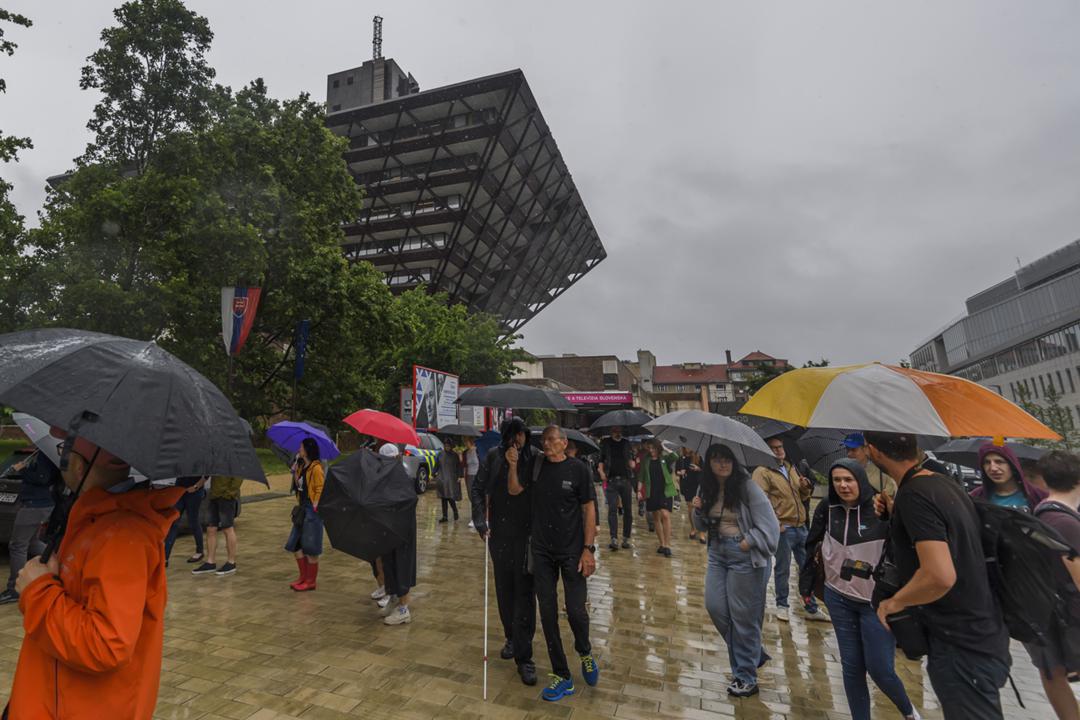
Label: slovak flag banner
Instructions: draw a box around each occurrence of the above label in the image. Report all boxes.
[221,287,262,356]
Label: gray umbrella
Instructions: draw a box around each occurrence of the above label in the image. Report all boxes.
[587,409,653,436]
[0,328,265,483]
[456,383,577,411]
[643,410,777,467]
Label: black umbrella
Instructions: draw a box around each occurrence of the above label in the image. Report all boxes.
[529,427,600,454]
[0,329,265,483]
[797,428,850,474]
[435,423,483,437]
[318,449,417,562]
[456,383,577,411]
[587,409,653,436]
[932,438,1047,469]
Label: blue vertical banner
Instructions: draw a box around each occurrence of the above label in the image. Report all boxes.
[294,319,310,380]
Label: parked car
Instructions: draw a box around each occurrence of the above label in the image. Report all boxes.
[402,432,444,494]
[0,447,36,545]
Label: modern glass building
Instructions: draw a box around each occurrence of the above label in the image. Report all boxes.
[911,239,1080,420]
[323,56,606,332]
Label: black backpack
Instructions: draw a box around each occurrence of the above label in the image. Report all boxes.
[974,500,1077,644]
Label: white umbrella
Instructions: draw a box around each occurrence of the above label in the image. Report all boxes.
[644,410,777,468]
[12,411,61,467]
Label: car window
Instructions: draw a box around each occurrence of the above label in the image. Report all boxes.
[428,435,444,451]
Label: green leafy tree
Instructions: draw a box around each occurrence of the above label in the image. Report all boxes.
[78,0,214,170]
[24,81,386,428]
[0,7,32,162]
[802,358,830,368]
[1014,383,1078,450]
[384,289,522,412]
[0,8,32,333]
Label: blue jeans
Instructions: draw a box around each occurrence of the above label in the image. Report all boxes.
[164,488,205,562]
[705,536,770,685]
[824,586,913,720]
[774,525,816,610]
[284,503,324,557]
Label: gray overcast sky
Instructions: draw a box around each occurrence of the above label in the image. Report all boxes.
[4,1,1080,367]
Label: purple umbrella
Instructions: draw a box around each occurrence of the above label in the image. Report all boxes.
[267,421,340,460]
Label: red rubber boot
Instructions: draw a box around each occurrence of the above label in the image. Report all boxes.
[295,560,318,592]
[290,557,308,591]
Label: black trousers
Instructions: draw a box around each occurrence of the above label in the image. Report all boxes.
[440,498,458,519]
[533,548,591,679]
[605,478,633,540]
[490,535,535,665]
[927,637,1009,720]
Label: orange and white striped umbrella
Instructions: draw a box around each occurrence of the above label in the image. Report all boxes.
[739,362,1059,440]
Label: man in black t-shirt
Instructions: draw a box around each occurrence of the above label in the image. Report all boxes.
[598,427,634,550]
[509,425,599,702]
[866,432,1010,720]
[470,418,537,686]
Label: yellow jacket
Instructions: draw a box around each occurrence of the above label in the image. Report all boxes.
[752,461,812,527]
[297,461,325,506]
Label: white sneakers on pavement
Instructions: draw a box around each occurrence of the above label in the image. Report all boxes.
[384,604,411,625]
[370,585,386,600]
[775,607,790,622]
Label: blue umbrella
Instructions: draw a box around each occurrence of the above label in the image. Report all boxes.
[267,421,340,460]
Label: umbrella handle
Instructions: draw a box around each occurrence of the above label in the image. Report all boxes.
[483,533,489,701]
[38,501,69,564]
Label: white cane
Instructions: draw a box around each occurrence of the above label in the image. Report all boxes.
[483,529,490,700]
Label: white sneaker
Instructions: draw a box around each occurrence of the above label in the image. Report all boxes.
[370,585,386,601]
[776,607,790,622]
[379,595,398,616]
[468,520,475,529]
[384,604,411,625]
[904,711,922,720]
[803,605,830,622]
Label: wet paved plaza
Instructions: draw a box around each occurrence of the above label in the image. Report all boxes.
[0,487,1068,719]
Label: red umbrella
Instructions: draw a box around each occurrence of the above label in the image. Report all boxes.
[343,409,420,446]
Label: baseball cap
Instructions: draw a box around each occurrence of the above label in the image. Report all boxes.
[379,443,401,458]
[841,432,867,449]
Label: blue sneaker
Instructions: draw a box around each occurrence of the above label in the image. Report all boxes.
[541,675,575,702]
[580,654,599,686]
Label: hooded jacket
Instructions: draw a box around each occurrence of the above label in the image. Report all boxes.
[969,442,1047,511]
[803,458,887,603]
[9,484,183,719]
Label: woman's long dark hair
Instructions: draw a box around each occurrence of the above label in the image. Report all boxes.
[301,437,321,463]
[699,443,749,511]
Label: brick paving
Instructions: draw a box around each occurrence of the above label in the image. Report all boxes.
[0,489,1069,719]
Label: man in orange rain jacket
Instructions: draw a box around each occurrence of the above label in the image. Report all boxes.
[5,432,183,719]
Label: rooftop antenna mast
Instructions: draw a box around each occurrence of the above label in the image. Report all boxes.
[372,16,383,60]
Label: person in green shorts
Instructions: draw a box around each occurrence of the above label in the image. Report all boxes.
[192,476,243,576]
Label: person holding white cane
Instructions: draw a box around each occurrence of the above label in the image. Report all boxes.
[470,418,537,686]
